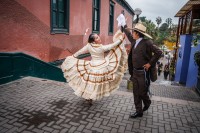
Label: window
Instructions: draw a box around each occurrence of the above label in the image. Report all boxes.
[109,1,115,34]
[92,0,101,33]
[192,9,200,33]
[51,0,69,34]
[192,19,200,33]
[185,11,192,34]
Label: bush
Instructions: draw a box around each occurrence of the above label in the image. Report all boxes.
[194,51,200,67]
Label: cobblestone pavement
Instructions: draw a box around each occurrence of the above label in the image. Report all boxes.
[119,79,200,102]
[120,71,200,102]
[0,77,200,133]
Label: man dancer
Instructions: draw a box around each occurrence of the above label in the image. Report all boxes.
[118,14,162,118]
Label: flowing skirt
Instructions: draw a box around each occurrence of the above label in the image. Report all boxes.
[61,30,128,100]
[61,43,127,100]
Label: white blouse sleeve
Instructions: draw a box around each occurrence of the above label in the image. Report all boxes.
[73,44,89,58]
[101,40,122,52]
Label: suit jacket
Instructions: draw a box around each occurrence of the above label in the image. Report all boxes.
[124,25,162,76]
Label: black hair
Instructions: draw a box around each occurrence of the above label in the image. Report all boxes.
[134,30,144,38]
[88,33,96,43]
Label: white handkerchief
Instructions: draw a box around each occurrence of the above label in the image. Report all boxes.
[117,14,126,27]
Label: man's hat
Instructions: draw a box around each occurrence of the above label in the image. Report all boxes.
[127,23,152,39]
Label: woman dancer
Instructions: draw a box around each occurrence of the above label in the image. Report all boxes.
[61,30,128,105]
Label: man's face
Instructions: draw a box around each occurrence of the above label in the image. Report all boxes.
[132,31,139,40]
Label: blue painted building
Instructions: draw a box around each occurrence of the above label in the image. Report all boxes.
[174,0,200,93]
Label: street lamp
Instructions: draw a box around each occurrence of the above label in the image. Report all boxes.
[134,8,142,23]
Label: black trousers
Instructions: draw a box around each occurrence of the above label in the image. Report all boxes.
[131,69,151,113]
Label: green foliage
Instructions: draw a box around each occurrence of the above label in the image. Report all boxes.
[156,16,162,27]
[138,16,176,46]
[192,33,200,47]
[159,23,169,31]
[193,20,200,33]
[139,16,146,22]
[194,50,200,67]
[165,18,172,28]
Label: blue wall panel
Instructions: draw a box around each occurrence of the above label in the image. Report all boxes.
[175,47,182,82]
[186,41,200,87]
[175,35,192,84]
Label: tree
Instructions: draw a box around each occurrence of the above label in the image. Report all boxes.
[156,16,162,28]
[139,16,146,22]
[159,23,169,32]
[144,20,156,38]
[136,16,176,47]
[166,18,172,29]
[139,18,157,42]
[193,19,200,32]
[155,23,170,45]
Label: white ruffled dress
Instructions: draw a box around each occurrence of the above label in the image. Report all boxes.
[61,30,128,100]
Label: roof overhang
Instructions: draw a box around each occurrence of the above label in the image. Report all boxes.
[175,0,200,17]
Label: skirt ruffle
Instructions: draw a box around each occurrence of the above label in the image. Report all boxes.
[61,43,128,100]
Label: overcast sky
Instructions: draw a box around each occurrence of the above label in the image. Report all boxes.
[125,0,188,25]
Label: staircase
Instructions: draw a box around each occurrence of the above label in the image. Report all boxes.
[0,52,92,85]
[0,52,66,84]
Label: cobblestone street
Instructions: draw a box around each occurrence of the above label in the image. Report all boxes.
[0,76,200,133]
[1,0,200,133]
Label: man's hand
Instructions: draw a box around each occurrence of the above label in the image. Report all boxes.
[129,75,133,80]
[117,14,126,28]
[143,63,151,71]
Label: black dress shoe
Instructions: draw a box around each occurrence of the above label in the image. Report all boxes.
[85,99,93,105]
[130,112,143,118]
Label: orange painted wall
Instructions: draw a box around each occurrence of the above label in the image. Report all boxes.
[0,0,134,62]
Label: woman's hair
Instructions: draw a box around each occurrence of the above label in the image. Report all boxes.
[135,30,144,38]
[88,33,96,43]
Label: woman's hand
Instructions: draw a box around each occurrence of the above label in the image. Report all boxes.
[119,33,125,42]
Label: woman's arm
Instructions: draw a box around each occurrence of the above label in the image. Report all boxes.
[101,39,123,51]
[73,44,89,58]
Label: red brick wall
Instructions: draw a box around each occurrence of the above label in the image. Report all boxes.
[0,0,133,62]
[17,0,50,27]
[100,0,133,44]
[0,0,83,62]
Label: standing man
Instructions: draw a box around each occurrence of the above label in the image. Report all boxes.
[118,14,162,118]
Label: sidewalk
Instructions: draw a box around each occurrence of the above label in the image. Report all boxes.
[120,72,200,102]
[0,77,200,133]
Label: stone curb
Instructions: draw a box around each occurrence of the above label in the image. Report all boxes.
[113,91,200,108]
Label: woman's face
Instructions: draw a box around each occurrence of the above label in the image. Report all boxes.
[93,34,101,44]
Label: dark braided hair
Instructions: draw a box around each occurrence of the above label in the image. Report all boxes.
[88,33,96,43]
